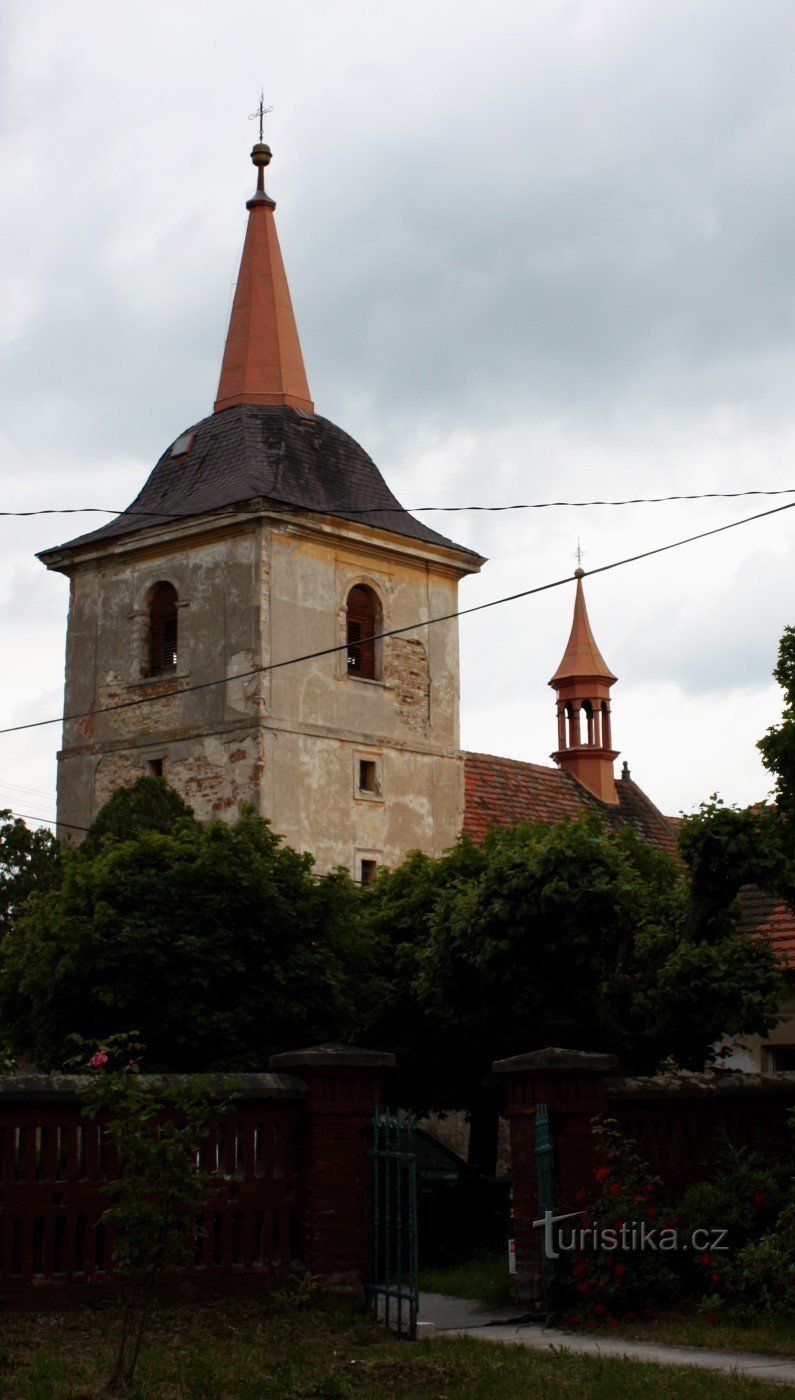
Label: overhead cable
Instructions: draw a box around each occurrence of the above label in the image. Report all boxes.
[0,495,792,740]
[1,486,795,521]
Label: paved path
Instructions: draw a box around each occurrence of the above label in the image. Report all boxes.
[417,1293,795,1388]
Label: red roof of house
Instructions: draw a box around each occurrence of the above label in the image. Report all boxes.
[737,885,795,971]
[463,751,677,854]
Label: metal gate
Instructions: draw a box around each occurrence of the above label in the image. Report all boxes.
[536,1102,556,1296]
[367,1111,419,1340]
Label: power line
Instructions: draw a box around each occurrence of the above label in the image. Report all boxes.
[0,495,792,741]
[0,808,85,832]
[2,486,795,522]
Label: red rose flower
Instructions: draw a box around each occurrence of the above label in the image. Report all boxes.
[608,1317,619,1328]
[594,1304,607,1316]
[698,1253,712,1268]
[645,1206,657,1220]
[706,1313,717,1327]
[710,1272,721,1286]
[644,1183,655,1196]
[577,1281,590,1295]
[595,1166,610,1182]
[608,1183,621,1197]
[614,1263,626,1281]
[574,1188,587,1204]
[569,1315,581,1327]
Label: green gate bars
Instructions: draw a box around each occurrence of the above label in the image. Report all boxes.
[535,1102,556,1296]
[368,1111,419,1340]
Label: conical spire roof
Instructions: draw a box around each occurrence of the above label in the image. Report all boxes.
[214,139,313,414]
[549,571,616,686]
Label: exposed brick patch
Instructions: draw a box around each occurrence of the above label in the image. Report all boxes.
[99,671,184,738]
[385,637,429,734]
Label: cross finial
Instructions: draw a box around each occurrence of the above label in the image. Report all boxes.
[574,539,585,569]
[249,91,273,143]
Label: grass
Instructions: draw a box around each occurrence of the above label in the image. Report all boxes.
[419,1252,794,1358]
[419,1249,512,1309]
[0,1295,785,1398]
[596,1308,795,1359]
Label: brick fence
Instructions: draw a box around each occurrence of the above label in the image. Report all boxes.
[0,1044,392,1309]
[494,1047,795,1302]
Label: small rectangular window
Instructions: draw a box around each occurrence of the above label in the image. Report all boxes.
[358,759,379,794]
[360,859,378,886]
[148,759,164,778]
[766,1045,795,1072]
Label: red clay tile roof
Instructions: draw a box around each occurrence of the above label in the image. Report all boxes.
[462,752,677,853]
[737,885,795,972]
[40,405,482,562]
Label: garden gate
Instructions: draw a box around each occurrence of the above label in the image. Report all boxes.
[367,1111,419,1340]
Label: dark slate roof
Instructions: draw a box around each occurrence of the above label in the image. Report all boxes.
[42,405,480,560]
[462,751,678,854]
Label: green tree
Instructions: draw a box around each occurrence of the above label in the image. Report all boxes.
[0,782,366,1071]
[759,624,795,825]
[79,775,196,855]
[362,816,784,1174]
[0,809,59,943]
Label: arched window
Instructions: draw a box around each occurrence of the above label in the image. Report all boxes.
[148,582,179,677]
[346,585,379,679]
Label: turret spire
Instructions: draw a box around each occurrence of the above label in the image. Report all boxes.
[549,569,619,804]
[214,122,314,415]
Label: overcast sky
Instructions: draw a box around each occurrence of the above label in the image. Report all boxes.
[2,0,795,830]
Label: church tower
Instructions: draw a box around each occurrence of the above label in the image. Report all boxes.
[549,569,619,804]
[40,135,484,877]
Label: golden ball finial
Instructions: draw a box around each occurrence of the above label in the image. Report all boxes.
[251,142,272,169]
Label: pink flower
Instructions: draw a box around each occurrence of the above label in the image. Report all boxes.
[89,1050,109,1068]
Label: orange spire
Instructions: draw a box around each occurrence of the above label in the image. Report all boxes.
[549,570,619,805]
[214,137,313,415]
[549,570,616,685]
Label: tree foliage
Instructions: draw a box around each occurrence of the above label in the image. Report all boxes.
[0,780,367,1071]
[360,815,785,1169]
[759,625,795,825]
[0,809,59,944]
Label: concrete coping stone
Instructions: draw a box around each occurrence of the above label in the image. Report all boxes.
[268,1043,396,1070]
[492,1047,618,1075]
[607,1070,795,1098]
[0,1072,307,1103]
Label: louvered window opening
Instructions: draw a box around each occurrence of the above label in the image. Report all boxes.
[149,584,179,677]
[346,586,377,679]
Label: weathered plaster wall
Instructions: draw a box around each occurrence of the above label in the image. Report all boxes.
[54,510,472,875]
